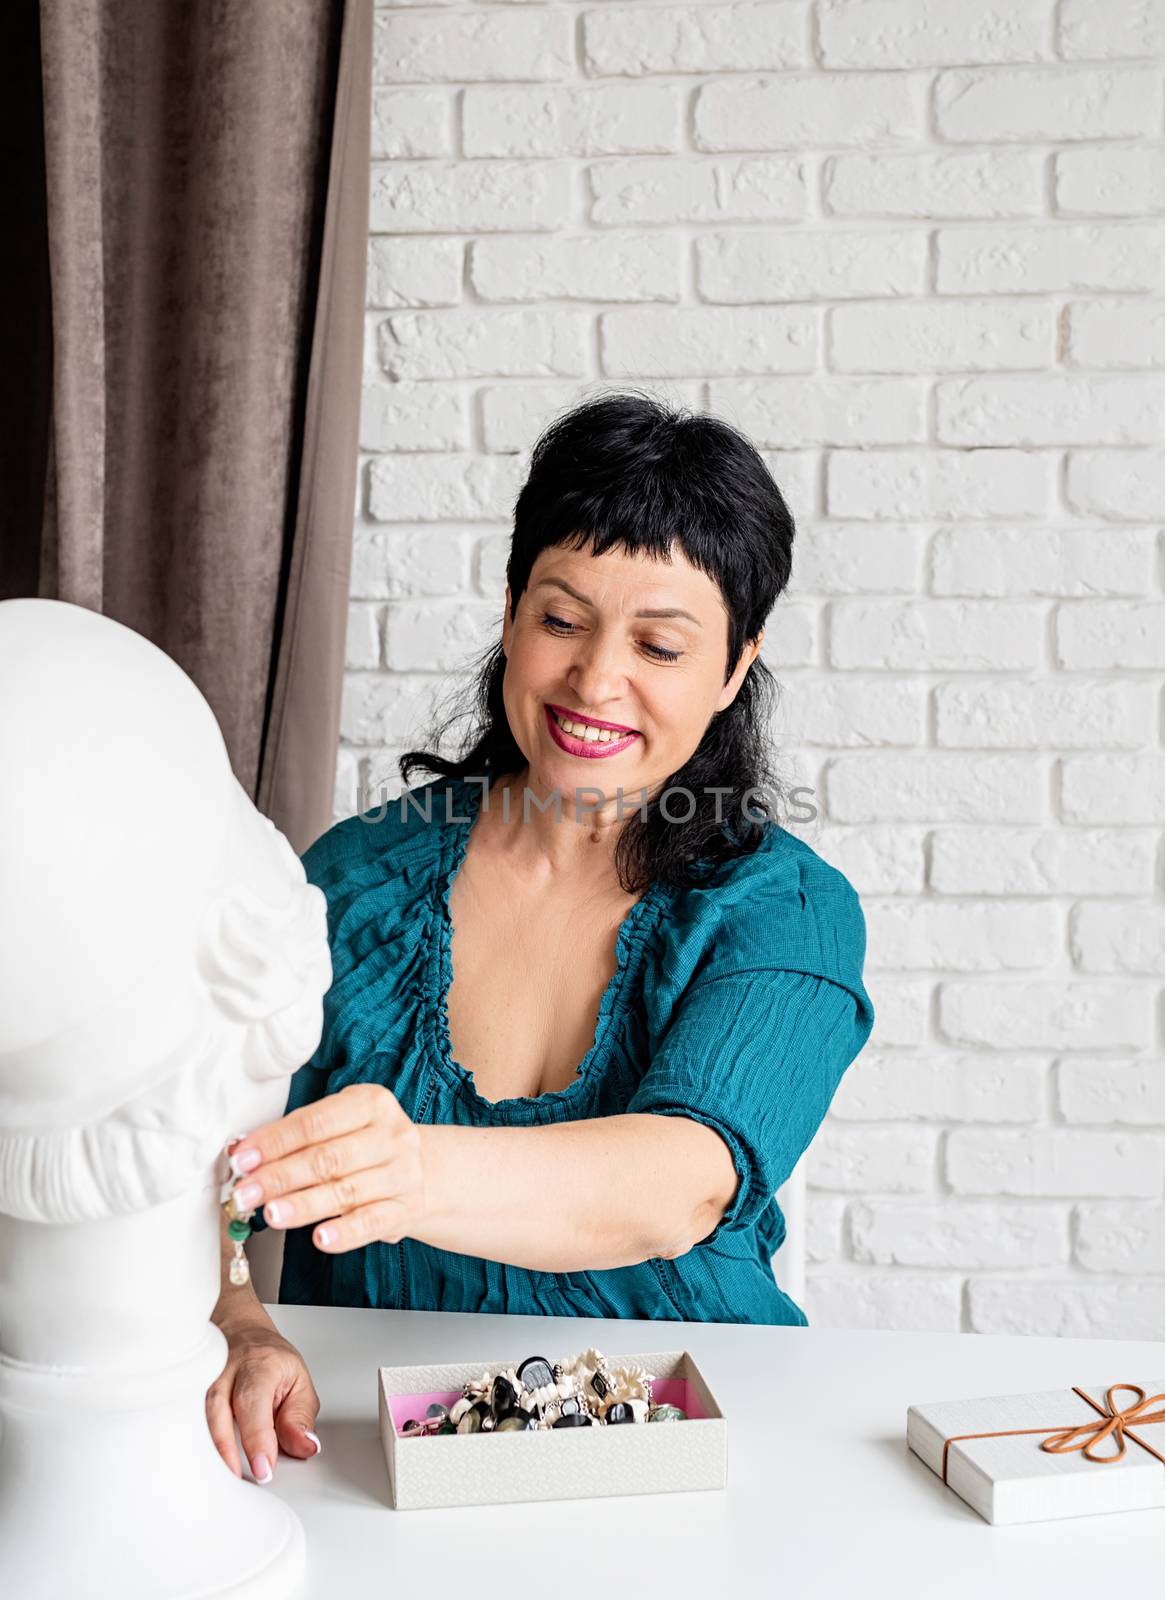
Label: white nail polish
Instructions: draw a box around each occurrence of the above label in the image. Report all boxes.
[304,1430,322,1456]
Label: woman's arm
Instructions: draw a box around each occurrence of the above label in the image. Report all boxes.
[227,1084,738,1273]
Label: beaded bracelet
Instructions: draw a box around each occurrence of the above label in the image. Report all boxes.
[400,1347,687,1437]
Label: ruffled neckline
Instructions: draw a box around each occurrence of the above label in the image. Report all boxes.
[423,775,668,1119]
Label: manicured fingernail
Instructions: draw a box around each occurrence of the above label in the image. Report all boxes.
[264,1200,286,1224]
[304,1430,322,1456]
[316,1225,333,1247]
[250,1453,273,1485]
[235,1182,262,1208]
[231,1147,261,1175]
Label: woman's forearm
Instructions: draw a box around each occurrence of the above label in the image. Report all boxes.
[414,1113,737,1273]
[211,1206,274,1333]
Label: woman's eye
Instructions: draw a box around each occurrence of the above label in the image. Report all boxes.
[538,613,681,663]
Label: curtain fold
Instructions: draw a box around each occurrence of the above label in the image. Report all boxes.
[5,0,371,854]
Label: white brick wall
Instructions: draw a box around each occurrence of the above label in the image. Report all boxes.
[344,1,1165,1337]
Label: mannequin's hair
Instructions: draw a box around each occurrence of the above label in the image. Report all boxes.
[398,390,797,892]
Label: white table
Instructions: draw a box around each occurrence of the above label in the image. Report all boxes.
[265,1303,1164,1599]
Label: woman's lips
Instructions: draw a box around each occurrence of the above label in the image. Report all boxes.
[545,705,641,759]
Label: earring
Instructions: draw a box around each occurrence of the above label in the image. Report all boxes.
[219,1136,258,1287]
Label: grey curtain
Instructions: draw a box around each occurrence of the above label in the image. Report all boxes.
[3,0,372,854]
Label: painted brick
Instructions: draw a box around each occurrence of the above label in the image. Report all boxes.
[341,672,459,748]
[383,599,502,672]
[370,162,571,234]
[463,83,680,159]
[936,224,1165,293]
[935,66,1161,142]
[1066,300,1165,369]
[864,979,932,1047]
[1056,602,1165,669]
[806,1272,962,1332]
[1066,449,1165,519]
[707,378,925,448]
[371,89,451,160]
[1056,147,1165,218]
[851,1201,1068,1268]
[1059,0,1165,61]
[583,3,807,77]
[697,230,926,303]
[373,10,572,84]
[478,381,704,454]
[599,308,817,378]
[934,679,1153,749]
[863,901,1059,971]
[929,829,1157,896]
[830,300,1053,373]
[378,310,588,381]
[787,523,923,595]
[808,1126,939,1193]
[350,528,472,601]
[367,454,525,522]
[345,603,381,672]
[758,603,817,668]
[936,376,1165,447]
[471,234,682,304]
[332,748,359,826]
[826,754,1045,823]
[367,238,463,309]
[588,157,806,226]
[1061,755,1165,823]
[968,1278,1165,1338]
[828,451,1052,520]
[804,826,926,895]
[1075,1205,1165,1274]
[817,0,1054,69]
[775,678,924,747]
[360,381,468,452]
[825,149,1043,219]
[828,600,1044,671]
[946,1129,1165,1197]
[1058,1060,1165,1125]
[930,526,1154,597]
[805,1195,847,1264]
[832,1055,1046,1121]
[1070,904,1165,975]
[939,982,1154,1050]
[695,73,923,151]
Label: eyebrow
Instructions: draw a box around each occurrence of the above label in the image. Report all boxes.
[532,577,703,627]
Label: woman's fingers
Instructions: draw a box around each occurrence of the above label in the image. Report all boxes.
[205,1378,243,1477]
[232,1366,282,1484]
[312,1195,413,1252]
[274,1371,323,1460]
[232,1083,396,1172]
[236,1127,383,1214]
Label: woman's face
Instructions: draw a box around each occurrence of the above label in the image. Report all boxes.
[500,540,763,804]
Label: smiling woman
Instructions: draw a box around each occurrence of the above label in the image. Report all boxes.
[207,391,874,1486]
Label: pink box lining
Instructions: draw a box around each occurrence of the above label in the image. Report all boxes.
[390,1377,703,1435]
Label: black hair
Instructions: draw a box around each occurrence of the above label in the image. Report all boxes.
[398,389,796,893]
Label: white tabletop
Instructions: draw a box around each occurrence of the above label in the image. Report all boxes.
[264,1303,1165,1600]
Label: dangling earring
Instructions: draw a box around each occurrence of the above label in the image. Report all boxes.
[219,1136,258,1287]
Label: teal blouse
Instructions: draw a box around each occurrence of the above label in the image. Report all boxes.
[271,774,873,1326]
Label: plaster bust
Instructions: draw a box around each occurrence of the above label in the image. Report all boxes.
[0,598,332,1599]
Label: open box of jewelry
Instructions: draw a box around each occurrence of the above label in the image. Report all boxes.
[377,1347,727,1510]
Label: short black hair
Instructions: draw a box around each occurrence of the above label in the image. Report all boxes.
[399,389,797,891]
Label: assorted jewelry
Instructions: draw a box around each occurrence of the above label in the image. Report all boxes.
[399,1348,688,1438]
[219,1136,259,1287]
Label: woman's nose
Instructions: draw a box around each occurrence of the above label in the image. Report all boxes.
[566,630,630,705]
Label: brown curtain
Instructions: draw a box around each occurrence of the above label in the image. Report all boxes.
[2,0,372,854]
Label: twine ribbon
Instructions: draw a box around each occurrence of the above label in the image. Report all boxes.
[940,1384,1165,1485]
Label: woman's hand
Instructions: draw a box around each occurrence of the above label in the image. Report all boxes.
[229,1083,426,1254]
[206,1315,322,1482]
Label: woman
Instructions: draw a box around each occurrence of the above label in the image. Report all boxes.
[207,392,874,1484]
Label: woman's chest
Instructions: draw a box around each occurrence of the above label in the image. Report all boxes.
[444,868,641,1103]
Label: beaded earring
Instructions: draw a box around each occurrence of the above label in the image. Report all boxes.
[219,1136,258,1287]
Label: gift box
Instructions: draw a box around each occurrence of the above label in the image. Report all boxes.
[907,1378,1165,1525]
[377,1349,727,1510]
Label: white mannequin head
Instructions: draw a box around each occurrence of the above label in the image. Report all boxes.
[0,598,331,1223]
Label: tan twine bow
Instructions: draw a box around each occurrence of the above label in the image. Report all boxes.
[940,1384,1165,1485]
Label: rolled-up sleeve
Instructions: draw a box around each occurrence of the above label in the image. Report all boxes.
[626,965,872,1239]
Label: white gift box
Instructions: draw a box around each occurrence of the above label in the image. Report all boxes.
[377,1348,727,1511]
[907,1378,1165,1525]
